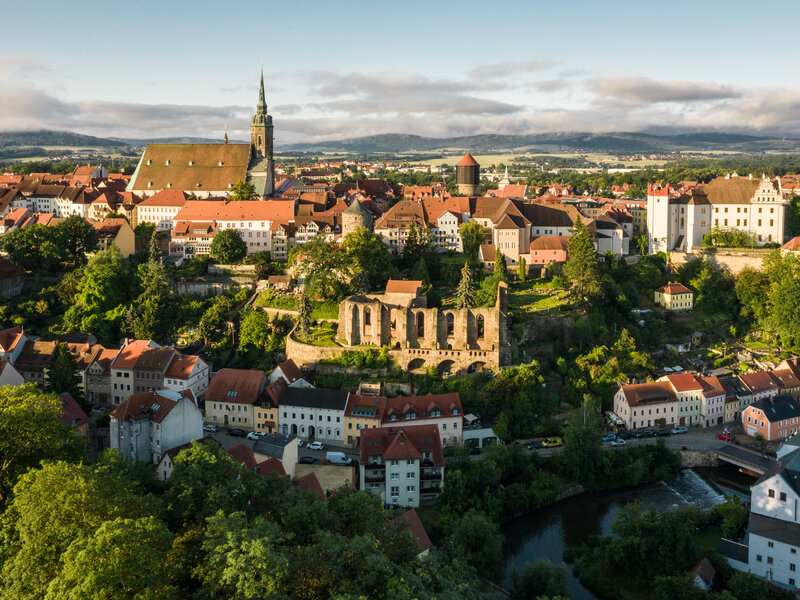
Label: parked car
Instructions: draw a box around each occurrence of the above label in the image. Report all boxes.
[602,433,617,442]
[298,456,317,464]
[203,424,218,432]
[672,426,688,435]
[527,441,543,449]
[716,432,732,441]
[542,437,563,448]
[228,429,245,437]
[325,451,351,465]
[247,431,266,440]
[297,438,304,447]
[307,441,324,451]
[655,430,671,437]
[618,431,634,440]
[611,438,626,446]
[636,430,654,438]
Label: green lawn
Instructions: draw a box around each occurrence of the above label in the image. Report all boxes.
[294,322,339,347]
[311,300,339,321]
[509,280,573,315]
[253,291,299,311]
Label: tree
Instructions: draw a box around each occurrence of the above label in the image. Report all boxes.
[44,516,177,600]
[238,309,272,350]
[298,292,311,335]
[787,196,800,237]
[133,232,170,342]
[58,215,98,268]
[63,246,131,343]
[509,559,567,600]
[563,219,602,305]
[0,385,86,503]
[633,232,648,255]
[494,248,508,280]
[402,221,434,267]
[562,396,605,489]
[735,267,770,324]
[2,224,66,272]
[518,256,526,283]
[455,262,475,309]
[134,222,156,239]
[341,228,396,288]
[349,269,371,294]
[228,180,258,202]
[46,342,83,404]
[209,229,247,264]
[201,512,287,600]
[294,236,351,299]
[689,260,737,316]
[165,442,265,526]
[459,220,485,261]
[447,509,504,579]
[0,461,156,600]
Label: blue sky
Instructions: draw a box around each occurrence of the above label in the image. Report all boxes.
[3,0,800,143]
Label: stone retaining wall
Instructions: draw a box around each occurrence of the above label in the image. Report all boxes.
[670,247,774,274]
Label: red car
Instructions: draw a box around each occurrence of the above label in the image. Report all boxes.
[716,433,732,441]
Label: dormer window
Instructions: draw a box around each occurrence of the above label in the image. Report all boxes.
[146,159,152,165]
[165,160,170,165]
[218,161,224,166]
[148,182,153,187]
[188,161,194,166]
[390,413,397,422]
[405,411,416,420]
[167,183,172,188]
[228,183,233,188]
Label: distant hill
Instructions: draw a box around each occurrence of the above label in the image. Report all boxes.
[0,130,125,148]
[279,131,800,154]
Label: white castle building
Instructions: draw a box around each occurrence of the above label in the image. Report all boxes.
[647,175,786,253]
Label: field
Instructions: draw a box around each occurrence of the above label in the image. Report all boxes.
[413,152,671,168]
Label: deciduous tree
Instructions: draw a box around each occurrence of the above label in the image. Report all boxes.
[294,235,351,299]
[228,180,258,202]
[46,342,83,404]
[298,292,311,335]
[209,229,247,264]
[458,220,485,261]
[342,227,396,288]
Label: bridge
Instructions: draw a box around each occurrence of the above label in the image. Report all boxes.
[715,445,776,476]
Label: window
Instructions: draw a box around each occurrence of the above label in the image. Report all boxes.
[792,564,796,572]
[406,486,415,493]
[406,472,415,479]
[768,557,774,565]
[770,489,776,498]
[406,459,414,466]
[782,492,788,502]
[757,555,763,562]
[769,541,774,548]
[390,473,398,481]
[391,459,399,466]
[391,486,399,496]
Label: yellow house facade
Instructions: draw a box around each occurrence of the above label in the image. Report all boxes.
[654,281,694,311]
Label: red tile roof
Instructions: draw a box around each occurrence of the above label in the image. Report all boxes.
[530,236,570,252]
[783,237,800,251]
[397,509,432,553]
[456,153,479,167]
[164,354,199,380]
[381,393,462,425]
[740,371,780,393]
[276,358,303,384]
[385,280,423,295]
[111,340,156,370]
[620,382,677,406]
[360,424,444,466]
[59,393,88,428]
[137,189,188,207]
[255,457,286,477]
[664,372,703,392]
[110,389,194,423]
[293,472,326,501]
[206,368,266,404]
[657,281,693,295]
[0,327,24,353]
[226,443,258,469]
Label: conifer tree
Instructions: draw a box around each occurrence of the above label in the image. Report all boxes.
[518,257,527,283]
[298,292,311,336]
[46,342,83,404]
[563,219,602,305]
[455,262,475,309]
[494,248,508,280]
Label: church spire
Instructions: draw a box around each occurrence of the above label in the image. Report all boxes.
[223,124,228,144]
[256,66,267,114]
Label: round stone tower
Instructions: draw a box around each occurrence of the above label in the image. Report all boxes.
[342,198,373,237]
[456,152,480,196]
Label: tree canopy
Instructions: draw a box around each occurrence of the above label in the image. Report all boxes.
[209,229,247,264]
[564,219,602,305]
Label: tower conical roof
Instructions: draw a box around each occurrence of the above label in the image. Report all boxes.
[456,152,479,167]
[500,166,511,184]
[343,198,371,215]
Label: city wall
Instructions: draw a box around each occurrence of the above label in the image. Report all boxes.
[670,248,774,274]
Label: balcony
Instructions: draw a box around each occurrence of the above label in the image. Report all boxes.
[366,461,385,469]
[420,469,442,480]
[421,485,441,494]
[364,475,385,484]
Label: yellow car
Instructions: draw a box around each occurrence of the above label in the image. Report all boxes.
[542,437,563,448]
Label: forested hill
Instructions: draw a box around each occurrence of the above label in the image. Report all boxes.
[281,131,800,154]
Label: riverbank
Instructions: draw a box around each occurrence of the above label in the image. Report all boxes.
[502,469,730,600]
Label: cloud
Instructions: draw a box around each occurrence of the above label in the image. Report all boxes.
[469,59,553,80]
[273,103,302,115]
[530,79,570,93]
[589,76,742,104]
[0,56,49,72]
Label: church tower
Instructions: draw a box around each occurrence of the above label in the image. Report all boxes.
[250,68,275,195]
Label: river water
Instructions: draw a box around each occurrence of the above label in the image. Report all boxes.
[502,470,730,600]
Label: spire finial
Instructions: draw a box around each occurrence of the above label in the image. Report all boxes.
[224,124,228,144]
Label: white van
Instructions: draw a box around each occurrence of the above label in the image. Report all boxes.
[325,451,352,465]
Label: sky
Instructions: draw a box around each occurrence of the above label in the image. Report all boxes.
[3,0,800,145]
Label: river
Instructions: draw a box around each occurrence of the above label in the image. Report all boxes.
[502,469,731,600]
